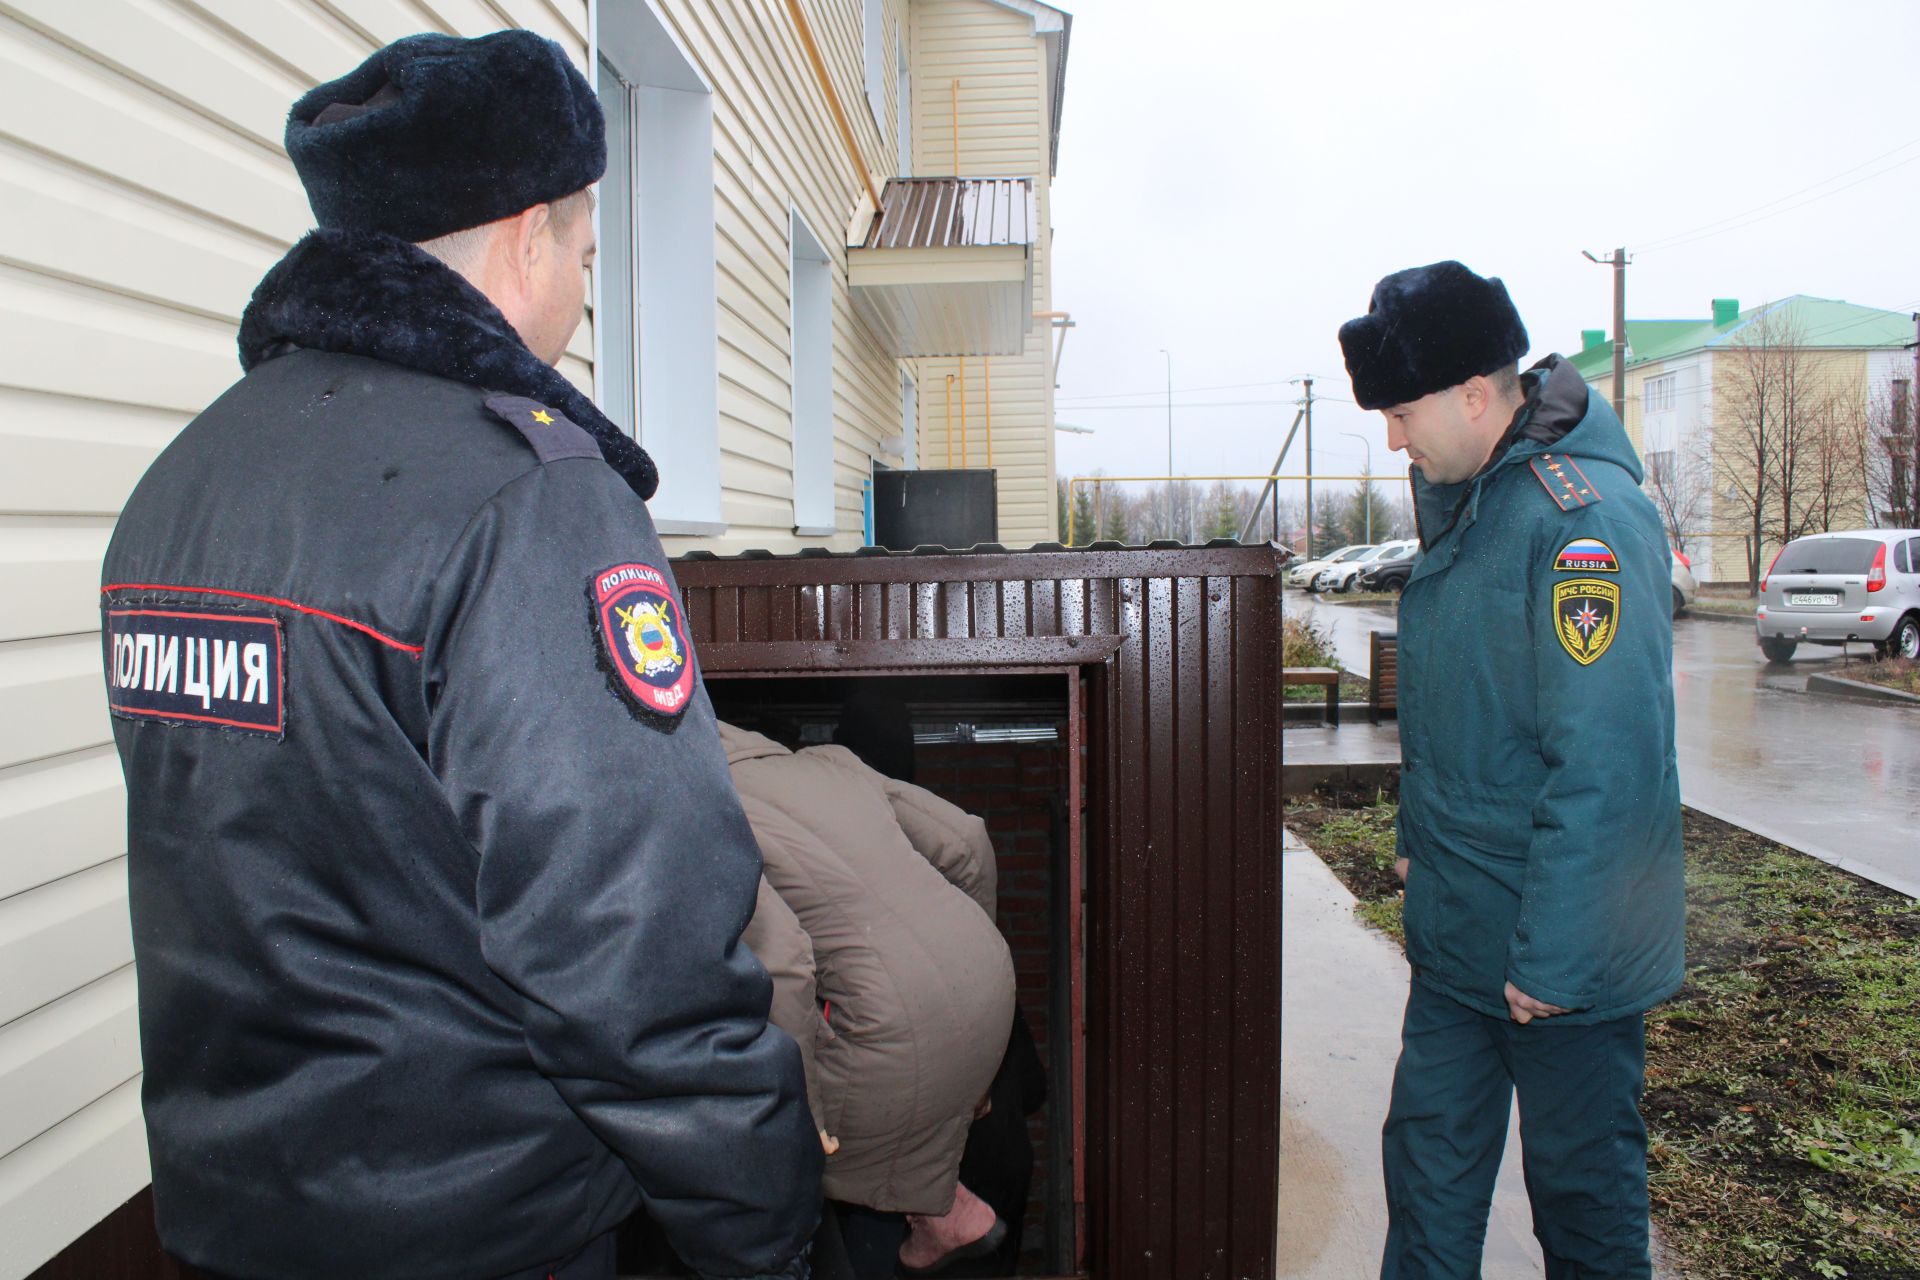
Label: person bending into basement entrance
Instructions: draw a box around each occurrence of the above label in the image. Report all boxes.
[719,719,1018,1278]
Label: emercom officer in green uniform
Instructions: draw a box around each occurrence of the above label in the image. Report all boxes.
[1337,262,1686,1279]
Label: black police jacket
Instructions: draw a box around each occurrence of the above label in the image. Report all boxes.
[99,231,820,1280]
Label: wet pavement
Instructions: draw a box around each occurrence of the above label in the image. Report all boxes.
[1279,828,1544,1278]
[1284,589,1920,897]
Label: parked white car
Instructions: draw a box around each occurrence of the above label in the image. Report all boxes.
[1671,549,1698,616]
[1285,544,1374,589]
[1754,528,1920,663]
[1314,539,1419,593]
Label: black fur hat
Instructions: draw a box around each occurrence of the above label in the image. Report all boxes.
[286,30,606,243]
[1338,261,1530,410]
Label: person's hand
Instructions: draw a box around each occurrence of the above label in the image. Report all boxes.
[1504,981,1568,1025]
[1394,857,1409,883]
[820,1130,840,1155]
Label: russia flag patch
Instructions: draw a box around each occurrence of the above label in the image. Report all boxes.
[1554,538,1620,573]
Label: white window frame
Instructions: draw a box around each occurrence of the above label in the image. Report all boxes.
[594,2,724,533]
[1643,372,1677,416]
[789,208,836,536]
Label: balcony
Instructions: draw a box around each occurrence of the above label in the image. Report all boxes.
[848,177,1035,358]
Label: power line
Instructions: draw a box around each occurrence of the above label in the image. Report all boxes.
[1632,134,1920,251]
[1049,399,1302,411]
[1637,148,1920,255]
[1055,378,1293,404]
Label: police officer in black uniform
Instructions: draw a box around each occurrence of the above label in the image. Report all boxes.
[100,30,820,1280]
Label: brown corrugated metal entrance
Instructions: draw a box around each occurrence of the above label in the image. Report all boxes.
[678,543,1284,1280]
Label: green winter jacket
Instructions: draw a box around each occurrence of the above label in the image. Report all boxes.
[1396,354,1685,1025]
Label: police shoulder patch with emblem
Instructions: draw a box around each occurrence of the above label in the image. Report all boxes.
[589,562,695,723]
[1553,577,1620,666]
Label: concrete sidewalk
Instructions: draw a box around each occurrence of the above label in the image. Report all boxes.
[1282,721,1401,798]
[1278,826,1544,1278]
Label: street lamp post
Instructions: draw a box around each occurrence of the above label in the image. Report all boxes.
[1159,348,1173,539]
[1340,431,1373,543]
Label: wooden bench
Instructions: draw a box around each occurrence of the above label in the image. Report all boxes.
[1369,631,1398,725]
[1283,666,1341,727]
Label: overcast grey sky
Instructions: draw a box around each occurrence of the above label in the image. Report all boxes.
[1048,0,1920,506]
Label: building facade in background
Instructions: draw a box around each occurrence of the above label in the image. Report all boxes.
[0,0,1068,1272]
[1570,296,1916,585]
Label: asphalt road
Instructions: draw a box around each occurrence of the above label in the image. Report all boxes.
[1286,589,1920,898]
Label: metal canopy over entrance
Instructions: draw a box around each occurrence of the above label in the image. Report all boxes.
[848,178,1038,358]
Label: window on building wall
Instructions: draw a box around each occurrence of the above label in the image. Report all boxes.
[1643,373,1677,415]
[863,0,886,130]
[1646,450,1673,486]
[596,3,723,532]
[790,211,835,535]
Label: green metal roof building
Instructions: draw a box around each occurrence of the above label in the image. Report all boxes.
[1570,296,1916,585]
[1568,296,1915,381]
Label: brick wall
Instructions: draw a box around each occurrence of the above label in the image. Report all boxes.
[915,738,1067,1267]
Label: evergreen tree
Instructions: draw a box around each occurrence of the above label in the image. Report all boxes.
[1099,487,1131,543]
[1333,478,1394,547]
[1205,481,1243,540]
[1070,482,1098,546]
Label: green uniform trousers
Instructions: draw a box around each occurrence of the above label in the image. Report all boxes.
[1380,981,1651,1279]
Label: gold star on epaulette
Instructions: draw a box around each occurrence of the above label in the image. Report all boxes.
[531,409,555,425]
[1530,454,1603,511]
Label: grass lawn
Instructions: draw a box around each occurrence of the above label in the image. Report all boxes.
[1282,614,1369,703]
[1686,593,1761,618]
[1285,799,1920,1279]
[1841,658,1920,697]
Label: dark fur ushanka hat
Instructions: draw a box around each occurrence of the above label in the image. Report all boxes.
[286,30,606,243]
[1338,261,1530,410]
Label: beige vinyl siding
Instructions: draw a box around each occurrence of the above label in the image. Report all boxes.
[644,0,907,556]
[906,0,1055,544]
[1704,345,1878,585]
[0,4,590,1273]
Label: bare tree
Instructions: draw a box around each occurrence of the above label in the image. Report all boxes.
[1644,432,1713,559]
[1864,373,1915,526]
[1382,482,1416,541]
[1796,397,1870,536]
[1711,307,1855,593]
[1274,493,1306,550]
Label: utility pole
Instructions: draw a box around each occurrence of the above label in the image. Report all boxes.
[1159,348,1174,539]
[1583,247,1630,425]
[1301,377,1315,557]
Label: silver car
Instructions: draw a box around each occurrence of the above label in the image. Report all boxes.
[1755,529,1920,663]
[1315,539,1419,593]
[1286,544,1374,588]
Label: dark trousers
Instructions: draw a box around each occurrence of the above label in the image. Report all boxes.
[1380,981,1651,1280]
[491,1230,616,1280]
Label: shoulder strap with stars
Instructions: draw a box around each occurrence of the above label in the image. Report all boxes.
[483,394,602,465]
[1528,453,1603,513]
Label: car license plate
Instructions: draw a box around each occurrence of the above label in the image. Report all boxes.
[1790,592,1840,607]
